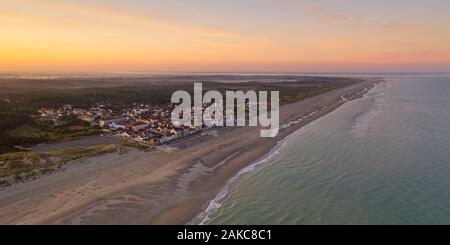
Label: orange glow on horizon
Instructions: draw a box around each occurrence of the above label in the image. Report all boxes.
[1,0,449,72]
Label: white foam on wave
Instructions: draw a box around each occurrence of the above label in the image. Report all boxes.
[190,82,383,225]
[350,82,387,138]
[189,117,322,225]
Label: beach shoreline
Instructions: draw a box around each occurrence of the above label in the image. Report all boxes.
[150,78,380,225]
[0,78,380,224]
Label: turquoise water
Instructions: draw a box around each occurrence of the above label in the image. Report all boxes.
[199,76,450,225]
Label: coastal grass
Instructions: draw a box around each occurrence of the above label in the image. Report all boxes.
[0,140,150,185]
[5,125,103,144]
[280,86,339,104]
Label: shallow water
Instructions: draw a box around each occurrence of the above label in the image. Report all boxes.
[201,76,450,224]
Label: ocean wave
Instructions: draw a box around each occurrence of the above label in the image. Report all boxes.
[189,118,322,225]
[190,82,382,225]
[350,82,387,138]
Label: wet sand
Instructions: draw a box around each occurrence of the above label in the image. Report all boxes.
[0,79,379,224]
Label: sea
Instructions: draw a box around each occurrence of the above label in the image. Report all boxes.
[195,75,450,225]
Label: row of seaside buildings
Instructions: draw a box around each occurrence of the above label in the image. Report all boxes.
[37,103,217,145]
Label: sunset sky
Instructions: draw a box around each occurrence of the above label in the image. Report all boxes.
[1,0,450,72]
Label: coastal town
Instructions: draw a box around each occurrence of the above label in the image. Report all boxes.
[37,102,219,145]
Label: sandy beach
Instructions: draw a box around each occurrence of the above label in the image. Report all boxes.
[0,78,379,225]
